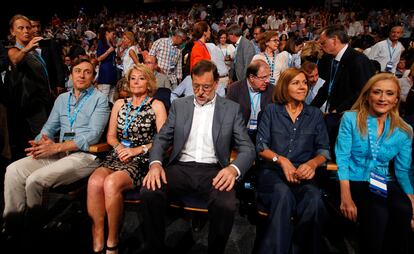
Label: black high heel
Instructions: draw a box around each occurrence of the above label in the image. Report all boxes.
[106,244,118,253]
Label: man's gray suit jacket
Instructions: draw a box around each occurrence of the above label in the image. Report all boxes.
[149,95,255,177]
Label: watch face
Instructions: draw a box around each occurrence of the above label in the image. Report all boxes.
[272,156,278,162]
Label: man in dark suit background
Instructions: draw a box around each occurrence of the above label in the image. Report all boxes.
[140,60,256,254]
[311,25,376,159]
[227,59,273,143]
[30,17,67,97]
[312,24,375,114]
[227,24,256,82]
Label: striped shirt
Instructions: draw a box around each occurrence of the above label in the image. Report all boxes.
[149,37,182,86]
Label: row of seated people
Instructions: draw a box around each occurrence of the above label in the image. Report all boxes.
[3,58,414,254]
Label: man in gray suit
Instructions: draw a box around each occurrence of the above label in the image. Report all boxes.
[227,24,256,82]
[141,60,255,254]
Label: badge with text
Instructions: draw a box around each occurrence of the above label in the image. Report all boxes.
[385,61,393,72]
[249,119,258,131]
[63,132,75,142]
[121,139,132,148]
[369,171,387,198]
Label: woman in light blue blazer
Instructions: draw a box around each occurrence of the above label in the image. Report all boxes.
[335,73,414,254]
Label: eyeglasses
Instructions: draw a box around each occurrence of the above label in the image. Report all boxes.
[269,39,280,43]
[193,83,214,91]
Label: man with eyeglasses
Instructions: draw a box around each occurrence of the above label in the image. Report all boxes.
[140,60,255,254]
[227,59,273,143]
[144,55,172,89]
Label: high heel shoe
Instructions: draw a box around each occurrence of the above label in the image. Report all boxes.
[106,244,118,253]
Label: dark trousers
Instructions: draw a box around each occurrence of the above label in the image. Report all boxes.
[140,161,237,254]
[350,181,413,254]
[8,106,49,161]
[256,169,327,254]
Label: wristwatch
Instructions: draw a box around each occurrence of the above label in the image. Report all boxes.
[272,154,279,163]
[142,145,149,155]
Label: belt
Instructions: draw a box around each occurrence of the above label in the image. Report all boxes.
[219,75,228,78]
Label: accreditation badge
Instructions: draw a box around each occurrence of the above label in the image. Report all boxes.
[369,172,387,198]
[63,132,75,142]
[121,139,132,148]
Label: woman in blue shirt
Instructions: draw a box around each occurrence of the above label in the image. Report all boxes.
[256,68,330,254]
[96,24,118,104]
[336,73,414,253]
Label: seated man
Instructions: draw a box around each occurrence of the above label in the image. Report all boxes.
[140,60,256,254]
[227,59,273,143]
[144,55,172,90]
[2,58,110,235]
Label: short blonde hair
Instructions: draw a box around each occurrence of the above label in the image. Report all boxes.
[126,64,157,96]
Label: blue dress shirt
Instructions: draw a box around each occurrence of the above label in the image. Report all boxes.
[35,86,110,151]
[335,111,413,194]
[256,103,330,169]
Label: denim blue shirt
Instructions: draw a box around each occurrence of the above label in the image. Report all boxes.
[35,86,110,151]
[256,103,330,169]
[335,111,413,194]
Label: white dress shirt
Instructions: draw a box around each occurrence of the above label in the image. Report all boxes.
[179,96,217,163]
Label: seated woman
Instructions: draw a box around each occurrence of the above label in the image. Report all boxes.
[87,64,167,253]
[336,73,414,254]
[255,68,330,254]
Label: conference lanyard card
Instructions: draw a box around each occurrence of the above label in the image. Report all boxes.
[249,119,258,131]
[63,132,75,142]
[121,139,132,148]
[369,172,387,198]
[385,62,393,72]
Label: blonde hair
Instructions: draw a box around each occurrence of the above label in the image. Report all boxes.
[9,14,31,44]
[124,31,136,44]
[351,73,412,137]
[126,64,157,96]
[273,68,307,104]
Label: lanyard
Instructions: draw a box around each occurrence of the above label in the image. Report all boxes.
[248,90,261,118]
[367,117,389,174]
[123,96,149,138]
[168,40,177,66]
[16,42,50,82]
[387,40,397,62]
[328,59,340,95]
[264,52,277,76]
[67,90,93,130]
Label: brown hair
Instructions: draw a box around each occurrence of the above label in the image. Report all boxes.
[351,73,412,137]
[193,21,209,40]
[191,60,219,81]
[273,68,307,104]
[125,64,157,96]
[300,61,318,75]
[258,30,279,52]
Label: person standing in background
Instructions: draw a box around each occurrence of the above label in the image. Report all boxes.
[97,24,118,103]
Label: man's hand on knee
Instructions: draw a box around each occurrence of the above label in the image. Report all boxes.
[212,166,237,192]
[143,162,167,191]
